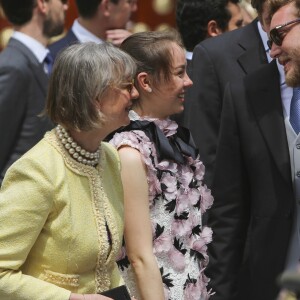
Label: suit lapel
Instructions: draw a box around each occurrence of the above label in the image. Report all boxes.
[245,61,291,185]
[8,38,48,97]
[237,20,268,74]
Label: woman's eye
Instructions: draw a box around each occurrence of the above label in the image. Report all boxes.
[177,71,184,78]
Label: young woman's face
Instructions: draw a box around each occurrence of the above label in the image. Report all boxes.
[151,43,193,119]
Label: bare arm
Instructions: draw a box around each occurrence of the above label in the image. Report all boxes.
[118,147,165,300]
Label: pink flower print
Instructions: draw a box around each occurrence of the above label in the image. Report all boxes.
[178,164,193,188]
[153,233,173,254]
[157,160,177,173]
[193,159,205,181]
[198,272,213,299]
[169,246,186,271]
[199,185,214,213]
[189,227,212,255]
[161,172,177,201]
[191,237,208,254]
[200,227,213,245]
[190,209,202,226]
[176,190,190,215]
[154,118,178,137]
[172,216,192,237]
[184,274,211,300]
[188,188,201,206]
[148,171,162,200]
[184,282,200,300]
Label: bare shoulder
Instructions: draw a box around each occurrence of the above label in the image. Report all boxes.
[118,146,143,164]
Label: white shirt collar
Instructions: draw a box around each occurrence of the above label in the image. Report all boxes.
[12,31,49,63]
[257,21,272,63]
[72,19,104,44]
[186,50,193,61]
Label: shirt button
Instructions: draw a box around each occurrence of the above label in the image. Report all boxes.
[297,171,300,177]
[297,144,300,149]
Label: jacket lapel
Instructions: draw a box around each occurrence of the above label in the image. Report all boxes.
[8,38,48,97]
[237,20,269,74]
[246,60,291,185]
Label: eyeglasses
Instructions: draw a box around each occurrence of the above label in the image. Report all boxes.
[268,17,300,48]
[120,79,135,94]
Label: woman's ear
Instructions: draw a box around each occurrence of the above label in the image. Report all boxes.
[136,72,152,93]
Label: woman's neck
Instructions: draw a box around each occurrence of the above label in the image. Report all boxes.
[69,129,104,152]
[133,104,168,120]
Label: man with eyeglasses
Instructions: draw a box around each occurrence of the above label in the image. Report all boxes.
[0,0,68,185]
[206,0,300,299]
[49,0,137,61]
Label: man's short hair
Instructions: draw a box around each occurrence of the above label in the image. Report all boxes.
[176,0,239,52]
[251,0,268,15]
[1,0,36,25]
[75,0,119,18]
[269,0,300,18]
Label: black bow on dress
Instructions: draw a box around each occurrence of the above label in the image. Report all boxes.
[113,120,198,164]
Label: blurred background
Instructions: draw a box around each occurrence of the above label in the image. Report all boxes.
[0,0,177,50]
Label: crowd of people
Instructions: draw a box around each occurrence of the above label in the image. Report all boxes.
[0,0,300,299]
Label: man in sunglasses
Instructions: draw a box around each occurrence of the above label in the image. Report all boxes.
[49,0,138,61]
[0,0,68,185]
[206,0,300,299]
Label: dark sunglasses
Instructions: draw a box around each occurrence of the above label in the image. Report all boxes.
[268,17,300,49]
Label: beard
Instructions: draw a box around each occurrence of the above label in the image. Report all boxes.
[43,14,65,38]
[285,49,300,87]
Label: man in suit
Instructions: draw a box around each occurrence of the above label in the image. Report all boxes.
[49,0,138,60]
[0,0,68,185]
[181,0,270,188]
[207,0,300,298]
[174,0,243,126]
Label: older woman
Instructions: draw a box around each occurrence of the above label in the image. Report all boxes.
[0,42,138,300]
[109,31,214,300]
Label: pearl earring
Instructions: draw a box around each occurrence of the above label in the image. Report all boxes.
[147,87,152,93]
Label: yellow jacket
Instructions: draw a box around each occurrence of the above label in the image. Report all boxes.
[0,130,124,299]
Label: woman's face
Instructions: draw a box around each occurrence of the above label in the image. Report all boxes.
[151,43,193,119]
[100,80,139,132]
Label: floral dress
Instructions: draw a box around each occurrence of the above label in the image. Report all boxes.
[109,111,214,300]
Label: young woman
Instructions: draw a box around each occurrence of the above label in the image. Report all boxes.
[110,31,214,300]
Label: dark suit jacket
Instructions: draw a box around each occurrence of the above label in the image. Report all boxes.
[0,38,53,184]
[207,60,294,300]
[182,20,268,188]
[49,29,78,61]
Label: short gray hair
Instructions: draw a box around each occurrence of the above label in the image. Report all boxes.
[46,42,136,131]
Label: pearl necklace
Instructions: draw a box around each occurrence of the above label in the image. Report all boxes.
[56,125,100,167]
